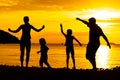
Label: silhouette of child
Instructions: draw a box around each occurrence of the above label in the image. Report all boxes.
[8,16,45,68]
[76,17,111,70]
[60,24,82,69]
[37,38,51,68]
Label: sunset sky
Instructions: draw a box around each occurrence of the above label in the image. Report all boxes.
[0,0,120,44]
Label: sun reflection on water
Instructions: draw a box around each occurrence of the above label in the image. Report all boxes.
[96,45,110,69]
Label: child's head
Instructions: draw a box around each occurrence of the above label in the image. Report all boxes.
[67,29,72,36]
[39,38,46,45]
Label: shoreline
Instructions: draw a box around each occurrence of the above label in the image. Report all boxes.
[0,65,120,80]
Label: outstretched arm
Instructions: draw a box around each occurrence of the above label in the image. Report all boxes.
[32,25,45,32]
[74,37,82,46]
[102,34,111,48]
[76,17,88,24]
[60,24,66,36]
[8,26,21,33]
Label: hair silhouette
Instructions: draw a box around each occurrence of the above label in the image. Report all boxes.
[76,17,111,70]
[60,24,82,69]
[8,16,45,68]
[37,38,51,68]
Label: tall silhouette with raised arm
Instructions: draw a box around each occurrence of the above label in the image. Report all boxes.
[8,16,45,68]
[60,24,82,69]
[76,17,111,70]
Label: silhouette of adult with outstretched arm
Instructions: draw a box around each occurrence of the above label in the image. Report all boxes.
[60,24,82,69]
[8,16,45,68]
[76,17,111,70]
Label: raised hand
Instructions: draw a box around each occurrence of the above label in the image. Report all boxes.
[42,25,45,29]
[76,17,81,20]
[60,24,62,28]
[8,28,12,32]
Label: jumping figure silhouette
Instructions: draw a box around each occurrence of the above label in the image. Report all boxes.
[8,16,45,68]
[37,38,51,68]
[60,24,82,69]
[76,17,111,70]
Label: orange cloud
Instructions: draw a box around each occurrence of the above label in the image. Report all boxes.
[0,0,120,11]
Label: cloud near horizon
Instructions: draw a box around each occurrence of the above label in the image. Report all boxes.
[0,0,120,11]
[0,0,77,11]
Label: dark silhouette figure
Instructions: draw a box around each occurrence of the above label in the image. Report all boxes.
[8,16,45,68]
[60,24,82,69]
[76,17,111,70]
[37,38,51,68]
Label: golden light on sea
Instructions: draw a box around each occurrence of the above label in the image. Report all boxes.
[96,45,110,68]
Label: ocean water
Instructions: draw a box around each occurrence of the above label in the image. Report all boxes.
[0,43,120,69]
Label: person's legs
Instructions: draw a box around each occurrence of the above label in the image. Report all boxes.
[88,58,96,70]
[39,59,41,67]
[26,40,31,68]
[44,61,51,68]
[20,42,25,67]
[44,56,51,68]
[66,48,70,69]
[45,62,51,68]
[40,58,43,68]
[86,43,99,70]
[71,49,76,69]
[87,54,96,70]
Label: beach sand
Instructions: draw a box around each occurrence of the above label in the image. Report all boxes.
[0,65,120,80]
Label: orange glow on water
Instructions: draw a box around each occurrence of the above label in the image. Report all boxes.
[96,45,110,68]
